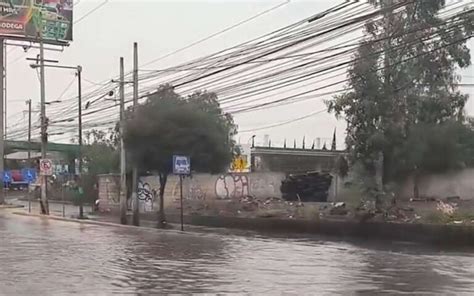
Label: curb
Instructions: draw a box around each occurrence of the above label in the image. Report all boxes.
[17,198,92,206]
[0,205,25,209]
[11,212,185,235]
[12,211,144,230]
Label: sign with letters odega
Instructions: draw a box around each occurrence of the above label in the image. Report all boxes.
[0,0,73,42]
[173,155,190,175]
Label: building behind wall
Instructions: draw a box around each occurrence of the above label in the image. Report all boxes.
[251,146,344,173]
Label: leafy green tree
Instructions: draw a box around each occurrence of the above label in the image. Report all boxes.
[327,0,473,188]
[393,121,474,198]
[82,128,120,175]
[123,85,236,225]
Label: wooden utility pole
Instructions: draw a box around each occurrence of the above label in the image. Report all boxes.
[119,57,127,225]
[131,42,140,226]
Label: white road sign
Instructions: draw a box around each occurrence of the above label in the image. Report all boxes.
[173,155,190,175]
[40,159,53,176]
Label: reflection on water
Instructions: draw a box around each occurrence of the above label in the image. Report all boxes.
[1,212,474,295]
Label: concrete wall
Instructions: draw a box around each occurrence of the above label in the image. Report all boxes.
[137,172,286,213]
[398,169,474,200]
[98,171,341,213]
[97,174,120,211]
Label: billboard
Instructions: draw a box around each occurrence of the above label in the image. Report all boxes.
[0,0,73,42]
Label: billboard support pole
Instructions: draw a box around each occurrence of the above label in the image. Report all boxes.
[0,38,4,205]
[39,28,49,215]
[4,43,7,140]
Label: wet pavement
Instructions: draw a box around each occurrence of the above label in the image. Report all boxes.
[1,210,474,295]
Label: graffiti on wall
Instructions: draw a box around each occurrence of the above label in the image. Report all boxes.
[172,178,207,201]
[188,182,207,200]
[138,180,156,211]
[215,174,249,199]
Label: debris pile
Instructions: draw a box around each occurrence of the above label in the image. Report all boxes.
[281,172,332,202]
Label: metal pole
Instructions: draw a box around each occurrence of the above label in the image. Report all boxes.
[62,183,65,217]
[27,99,31,213]
[131,42,139,226]
[39,25,49,215]
[180,175,184,231]
[77,66,83,219]
[4,42,7,140]
[0,38,4,205]
[27,100,31,163]
[119,57,127,225]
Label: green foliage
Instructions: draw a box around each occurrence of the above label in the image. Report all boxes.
[393,121,474,177]
[327,0,473,183]
[123,85,236,175]
[82,128,119,175]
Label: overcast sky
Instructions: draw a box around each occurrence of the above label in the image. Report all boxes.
[4,0,474,148]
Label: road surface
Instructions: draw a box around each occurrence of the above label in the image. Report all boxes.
[1,211,474,294]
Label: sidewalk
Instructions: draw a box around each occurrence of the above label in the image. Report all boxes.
[9,198,93,218]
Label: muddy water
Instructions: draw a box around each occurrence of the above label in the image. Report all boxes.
[1,212,474,295]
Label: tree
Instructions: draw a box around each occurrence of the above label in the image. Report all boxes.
[393,121,474,199]
[327,0,473,189]
[123,85,236,226]
[82,128,119,175]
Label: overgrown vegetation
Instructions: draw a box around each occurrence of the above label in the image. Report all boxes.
[327,0,474,199]
[123,85,236,225]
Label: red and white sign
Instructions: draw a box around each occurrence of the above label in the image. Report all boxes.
[40,159,53,176]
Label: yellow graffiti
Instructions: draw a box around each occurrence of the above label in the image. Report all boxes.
[230,155,248,172]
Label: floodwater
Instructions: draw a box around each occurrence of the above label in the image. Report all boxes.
[1,212,474,295]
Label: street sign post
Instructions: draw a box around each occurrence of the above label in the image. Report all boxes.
[173,155,190,231]
[39,159,53,176]
[173,155,191,175]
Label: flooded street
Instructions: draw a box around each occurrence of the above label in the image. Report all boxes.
[1,212,474,295]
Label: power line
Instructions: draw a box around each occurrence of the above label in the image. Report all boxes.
[238,108,327,133]
[11,1,471,140]
[141,0,292,68]
[74,0,109,24]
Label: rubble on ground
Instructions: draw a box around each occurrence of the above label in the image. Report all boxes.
[281,172,332,202]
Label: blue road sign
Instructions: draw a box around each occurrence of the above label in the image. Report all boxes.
[3,171,11,184]
[173,155,191,175]
[21,168,37,184]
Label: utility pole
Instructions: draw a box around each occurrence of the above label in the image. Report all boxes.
[27,99,31,213]
[131,42,139,226]
[77,65,84,219]
[39,25,49,215]
[119,57,127,225]
[26,99,31,164]
[0,38,4,205]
